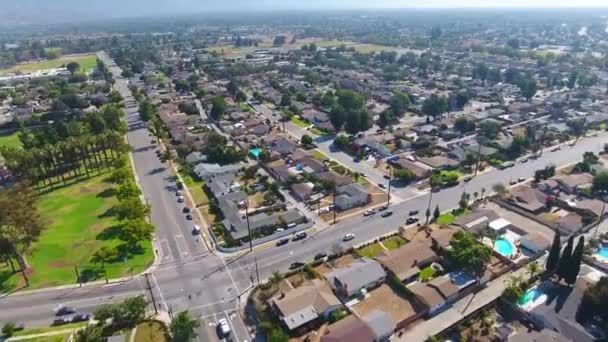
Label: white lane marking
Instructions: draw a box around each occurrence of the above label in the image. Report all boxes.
[220,257,240,297]
[224,310,241,342]
[150,273,168,311]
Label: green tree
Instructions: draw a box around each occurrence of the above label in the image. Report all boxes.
[91,246,118,270]
[394,168,415,183]
[73,325,106,342]
[479,120,501,139]
[557,236,574,281]
[114,198,151,221]
[446,231,492,280]
[592,172,608,194]
[301,134,313,146]
[566,236,584,286]
[2,322,17,337]
[66,61,80,74]
[170,310,199,342]
[329,104,346,132]
[546,231,561,273]
[116,180,140,200]
[421,94,448,119]
[119,219,154,246]
[389,91,410,116]
[433,205,440,222]
[210,97,227,120]
[577,276,608,323]
[454,117,476,133]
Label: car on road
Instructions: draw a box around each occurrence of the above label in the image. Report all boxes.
[520,157,529,163]
[378,205,388,211]
[54,305,76,316]
[378,183,387,189]
[551,146,561,152]
[276,238,289,246]
[177,196,185,203]
[518,177,526,183]
[292,232,307,241]
[192,225,201,235]
[217,318,231,337]
[408,210,419,216]
[383,175,391,180]
[175,191,182,197]
[530,153,541,160]
[509,179,517,185]
[343,233,356,241]
[182,207,190,213]
[380,211,393,218]
[71,314,90,322]
[289,262,306,270]
[52,318,72,326]
[185,214,193,220]
[363,209,376,216]
[463,175,473,182]
[314,252,328,260]
[406,217,420,225]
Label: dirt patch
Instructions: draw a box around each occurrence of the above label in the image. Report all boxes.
[315,254,356,276]
[48,260,71,268]
[352,284,423,325]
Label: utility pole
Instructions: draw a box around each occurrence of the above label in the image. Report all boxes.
[474,142,483,176]
[386,168,393,206]
[594,192,607,239]
[333,184,337,224]
[245,203,253,252]
[143,273,159,315]
[425,190,434,225]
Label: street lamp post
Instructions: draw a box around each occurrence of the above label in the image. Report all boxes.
[425,189,434,225]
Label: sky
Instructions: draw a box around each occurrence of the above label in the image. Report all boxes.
[2,0,608,26]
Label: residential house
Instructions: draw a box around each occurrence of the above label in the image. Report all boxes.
[388,156,432,179]
[321,315,375,342]
[314,171,353,187]
[268,137,296,156]
[194,162,245,181]
[519,233,551,255]
[268,279,342,331]
[334,183,370,211]
[408,272,476,316]
[574,198,606,218]
[417,156,460,170]
[375,240,439,282]
[538,173,593,196]
[185,151,206,166]
[361,310,395,342]
[356,136,392,158]
[508,186,548,214]
[326,258,387,299]
[290,182,315,202]
[454,209,500,234]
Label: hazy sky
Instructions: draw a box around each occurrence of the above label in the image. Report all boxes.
[3,0,608,26]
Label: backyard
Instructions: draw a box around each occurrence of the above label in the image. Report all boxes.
[0,175,153,291]
[0,131,21,149]
[134,320,168,342]
[291,115,310,128]
[0,54,98,75]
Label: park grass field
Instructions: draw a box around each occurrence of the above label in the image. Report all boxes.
[0,131,21,149]
[0,54,98,75]
[0,175,153,291]
[134,321,169,342]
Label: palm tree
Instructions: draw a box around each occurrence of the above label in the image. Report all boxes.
[270,270,283,285]
[149,117,166,144]
[481,187,486,200]
[527,262,541,279]
[72,324,106,342]
[169,310,199,342]
[473,191,479,202]
[91,246,117,283]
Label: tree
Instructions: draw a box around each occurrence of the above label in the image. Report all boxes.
[492,183,506,195]
[593,172,608,194]
[73,325,106,342]
[333,134,350,151]
[273,35,286,46]
[446,231,492,280]
[454,117,476,134]
[566,236,584,286]
[329,104,346,132]
[519,76,538,101]
[91,246,118,270]
[394,168,415,183]
[119,219,154,246]
[557,236,574,281]
[422,94,448,119]
[66,61,80,74]
[389,92,410,116]
[433,205,440,222]
[527,262,541,278]
[138,100,156,122]
[301,134,313,146]
[546,231,561,273]
[280,94,291,107]
[235,90,247,103]
[170,310,199,342]
[2,322,17,337]
[114,198,150,221]
[577,276,608,324]
[209,97,227,120]
[479,120,501,139]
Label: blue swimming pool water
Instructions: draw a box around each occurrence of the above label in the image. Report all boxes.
[596,246,608,258]
[518,288,542,306]
[250,148,261,158]
[495,238,515,257]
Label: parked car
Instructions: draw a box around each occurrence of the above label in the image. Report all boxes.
[406,217,420,225]
[363,209,376,216]
[520,157,529,163]
[379,183,387,189]
[54,305,76,316]
[383,175,391,180]
[343,233,356,241]
[509,179,517,185]
[52,318,72,326]
[276,238,289,247]
[314,252,328,260]
[71,314,90,322]
[463,176,473,182]
[408,210,419,216]
[175,190,182,197]
[381,211,393,218]
[177,196,185,203]
[292,232,307,241]
[182,207,190,213]
[192,225,201,235]
[518,177,526,182]
[289,262,306,270]
[551,146,561,152]
[217,318,231,337]
[378,206,388,211]
[185,214,193,220]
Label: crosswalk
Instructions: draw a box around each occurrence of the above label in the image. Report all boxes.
[199,309,250,342]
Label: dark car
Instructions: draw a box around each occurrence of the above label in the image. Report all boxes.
[185,214,193,220]
[54,306,76,316]
[71,314,90,322]
[378,206,388,211]
[379,184,387,189]
[406,217,420,225]
[383,175,391,180]
[182,207,191,214]
[276,238,289,247]
[408,210,419,216]
[52,318,72,326]
[292,232,307,241]
[289,262,305,270]
[381,211,393,218]
[314,252,328,260]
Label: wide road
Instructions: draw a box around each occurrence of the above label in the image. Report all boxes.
[1,53,607,342]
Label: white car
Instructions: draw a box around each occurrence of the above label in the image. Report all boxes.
[343,233,356,242]
[218,318,231,336]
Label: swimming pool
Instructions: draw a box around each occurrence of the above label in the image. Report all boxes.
[494,238,515,257]
[250,148,261,158]
[596,246,608,259]
[518,288,542,306]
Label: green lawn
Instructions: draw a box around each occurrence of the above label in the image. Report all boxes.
[291,116,310,128]
[436,209,469,226]
[382,236,407,250]
[0,54,98,75]
[17,334,70,342]
[419,266,437,282]
[0,175,153,291]
[13,322,88,337]
[309,127,328,136]
[356,242,386,258]
[134,321,168,342]
[0,131,22,149]
[179,170,209,207]
[311,150,327,162]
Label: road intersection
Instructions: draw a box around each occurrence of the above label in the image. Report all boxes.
[1,53,607,342]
